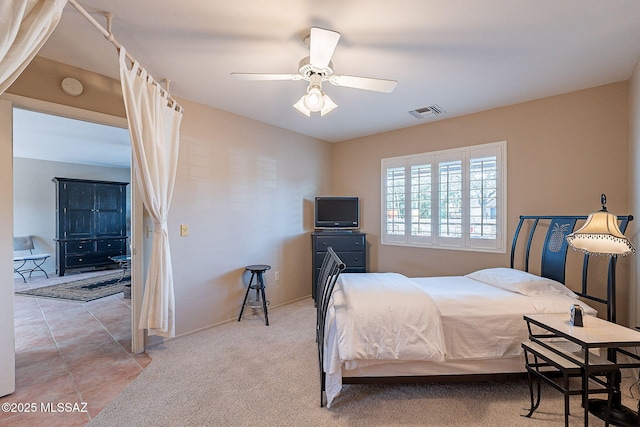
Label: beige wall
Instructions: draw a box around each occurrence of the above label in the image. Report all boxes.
[332,82,631,323]
[4,57,332,340]
[8,57,126,118]
[169,98,330,334]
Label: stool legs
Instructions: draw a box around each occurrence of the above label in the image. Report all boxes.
[238,272,256,322]
[237,270,269,325]
[258,272,269,326]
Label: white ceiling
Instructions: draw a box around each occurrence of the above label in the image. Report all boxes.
[13,109,131,168]
[19,0,640,160]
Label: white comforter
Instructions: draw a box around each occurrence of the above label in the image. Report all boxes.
[324,272,446,406]
[331,272,446,365]
[323,272,597,407]
[413,276,597,360]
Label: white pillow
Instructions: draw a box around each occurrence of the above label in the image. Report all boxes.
[465,267,577,298]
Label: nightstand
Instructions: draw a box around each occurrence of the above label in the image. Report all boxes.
[523,313,640,426]
[311,232,366,301]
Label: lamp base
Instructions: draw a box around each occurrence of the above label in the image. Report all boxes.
[589,398,638,426]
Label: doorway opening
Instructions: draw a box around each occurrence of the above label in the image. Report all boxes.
[8,105,149,416]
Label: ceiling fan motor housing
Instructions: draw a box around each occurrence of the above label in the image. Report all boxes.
[298,57,333,82]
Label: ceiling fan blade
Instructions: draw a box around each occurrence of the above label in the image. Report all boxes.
[329,74,398,93]
[231,73,302,81]
[309,27,341,69]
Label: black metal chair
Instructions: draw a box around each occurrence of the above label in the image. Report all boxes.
[13,236,51,282]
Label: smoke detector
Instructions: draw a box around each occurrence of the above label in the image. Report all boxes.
[408,105,445,119]
[61,77,84,96]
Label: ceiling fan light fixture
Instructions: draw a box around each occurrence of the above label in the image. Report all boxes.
[294,73,337,116]
[294,90,338,117]
[303,86,324,111]
[320,93,338,116]
[293,95,311,117]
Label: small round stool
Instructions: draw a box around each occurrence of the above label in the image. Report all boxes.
[238,264,271,326]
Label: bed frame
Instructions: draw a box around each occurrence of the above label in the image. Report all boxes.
[315,214,633,407]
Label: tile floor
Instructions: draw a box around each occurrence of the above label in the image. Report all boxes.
[1,270,151,426]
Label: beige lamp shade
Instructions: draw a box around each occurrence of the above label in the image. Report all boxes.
[566,196,635,256]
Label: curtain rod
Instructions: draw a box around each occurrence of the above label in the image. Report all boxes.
[67,0,180,107]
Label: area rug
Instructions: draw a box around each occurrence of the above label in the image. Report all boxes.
[15,271,130,302]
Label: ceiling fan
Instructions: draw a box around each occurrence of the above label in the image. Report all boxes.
[231,27,398,116]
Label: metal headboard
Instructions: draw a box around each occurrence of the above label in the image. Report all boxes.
[315,247,345,407]
[510,215,633,323]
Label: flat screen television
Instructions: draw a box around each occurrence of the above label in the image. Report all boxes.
[314,196,359,230]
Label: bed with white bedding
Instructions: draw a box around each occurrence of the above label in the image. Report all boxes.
[315,214,633,407]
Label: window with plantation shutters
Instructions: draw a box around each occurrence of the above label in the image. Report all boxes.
[385,166,406,237]
[411,163,432,238]
[381,141,507,253]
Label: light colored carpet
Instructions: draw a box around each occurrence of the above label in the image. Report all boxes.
[89,298,639,426]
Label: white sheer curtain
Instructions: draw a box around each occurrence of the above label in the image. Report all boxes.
[119,47,183,337]
[0,0,67,94]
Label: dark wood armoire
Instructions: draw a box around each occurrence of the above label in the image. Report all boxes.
[53,177,128,276]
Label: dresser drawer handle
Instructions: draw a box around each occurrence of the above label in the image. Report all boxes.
[78,245,83,249]
[354,257,359,262]
[78,258,83,262]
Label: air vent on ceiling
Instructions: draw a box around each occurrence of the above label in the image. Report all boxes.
[408,105,446,119]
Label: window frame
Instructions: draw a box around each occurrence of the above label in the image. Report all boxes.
[381,141,507,253]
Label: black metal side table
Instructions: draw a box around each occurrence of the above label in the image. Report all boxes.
[110,254,131,282]
[110,254,132,299]
[238,264,271,326]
